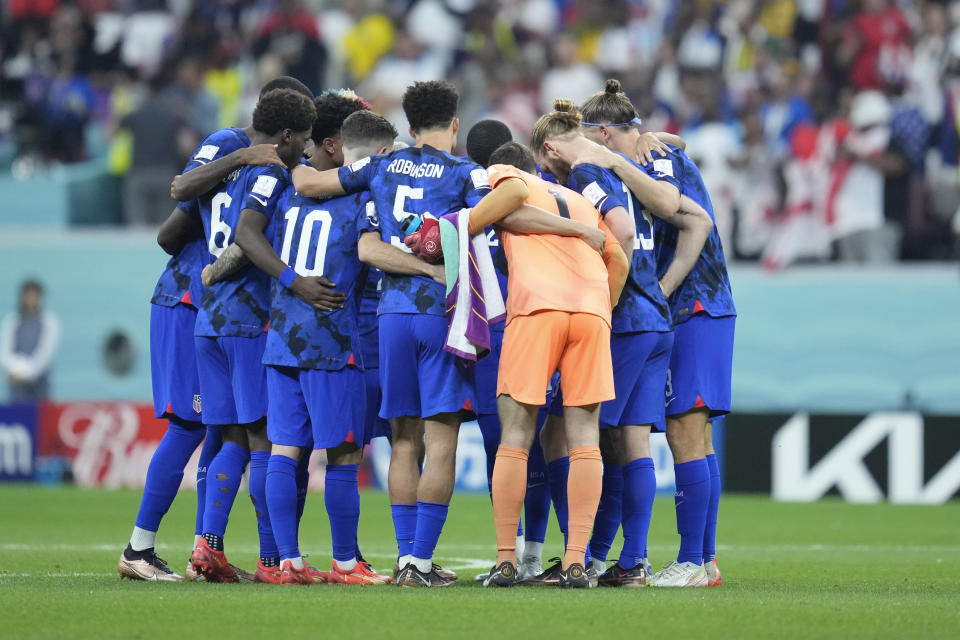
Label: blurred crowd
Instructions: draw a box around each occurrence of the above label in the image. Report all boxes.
[2,0,960,264]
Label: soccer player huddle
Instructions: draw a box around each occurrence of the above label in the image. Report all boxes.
[117,75,735,590]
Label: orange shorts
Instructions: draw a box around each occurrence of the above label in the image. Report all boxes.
[497,310,614,407]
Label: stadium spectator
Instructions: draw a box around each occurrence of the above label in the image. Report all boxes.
[1,280,60,403]
[1,0,959,263]
[117,74,191,226]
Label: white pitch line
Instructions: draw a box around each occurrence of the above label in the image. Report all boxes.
[3,543,959,554]
[0,572,114,578]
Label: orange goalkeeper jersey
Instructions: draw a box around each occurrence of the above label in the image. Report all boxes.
[487,164,620,324]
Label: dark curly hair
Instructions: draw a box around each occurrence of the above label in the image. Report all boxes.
[341,110,398,149]
[402,80,459,133]
[259,76,312,99]
[466,119,513,168]
[487,141,536,173]
[312,90,371,143]
[252,88,317,136]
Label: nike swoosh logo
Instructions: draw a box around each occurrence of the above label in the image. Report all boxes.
[250,195,267,206]
[665,396,676,407]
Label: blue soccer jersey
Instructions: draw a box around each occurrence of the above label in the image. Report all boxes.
[567,157,671,334]
[194,164,286,337]
[337,145,491,316]
[151,127,251,308]
[261,187,378,370]
[652,148,736,324]
[357,267,382,365]
[150,230,206,308]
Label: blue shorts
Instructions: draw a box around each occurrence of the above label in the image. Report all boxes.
[150,303,202,422]
[546,373,564,417]
[600,331,673,431]
[473,327,503,416]
[378,313,475,420]
[363,366,391,442]
[194,334,267,426]
[267,365,365,450]
[665,314,735,419]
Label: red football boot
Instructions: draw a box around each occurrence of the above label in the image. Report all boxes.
[279,560,318,585]
[189,538,239,583]
[327,559,392,585]
[254,559,283,584]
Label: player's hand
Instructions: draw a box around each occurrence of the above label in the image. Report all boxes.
[659,280,674,299]
[170,175,181,199]
[577,223,606,254]
[571,139,617,169]
[291,276,348,311]
[636,132,670,165]
[426,263,446,285]
[201,264,215,287]
[240,144,283,167]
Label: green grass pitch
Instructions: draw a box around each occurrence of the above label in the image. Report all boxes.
[1,486,958,639]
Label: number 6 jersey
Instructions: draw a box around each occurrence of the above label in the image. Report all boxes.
[261,187,379,370]
[194,164,286,338]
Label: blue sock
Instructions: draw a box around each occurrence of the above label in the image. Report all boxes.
[704,453,721,561]
[411,500,448,561]
[249,450,278,560]
[265,454,300,561]
[619,457,655,569]
[546,456,570,546]
[589,462,623,563]
[135,418,204,533]
[524,429,550,544]
[325,464,360,564]
[391,504,417,558]
[202,441,249,537]
[674,458,709,565]
[476,413,500,495]
[296,452,310,527]
[194,425,222,535]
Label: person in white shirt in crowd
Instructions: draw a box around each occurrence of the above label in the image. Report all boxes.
[1,280,60,403]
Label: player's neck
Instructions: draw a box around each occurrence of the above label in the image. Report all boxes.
[250,131,277,147]
[243,125,256,140]
[614,130,641,162]
[414,130,453,153]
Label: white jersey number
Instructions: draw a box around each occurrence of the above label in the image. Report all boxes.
[280,206,333,276]
[622,182,654,251]
[392,185,424,223]
[208,192,233,258]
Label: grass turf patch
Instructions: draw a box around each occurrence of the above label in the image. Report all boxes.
[1,486,958,639]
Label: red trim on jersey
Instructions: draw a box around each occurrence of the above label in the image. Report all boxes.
[347,353,356,366]
[463,398,473,411]
[693,395,707,409]
[264,322,269,333]
[692,300,705,315]
[180,290,192,305]
[166,402,173,414]
[344,430,356,444]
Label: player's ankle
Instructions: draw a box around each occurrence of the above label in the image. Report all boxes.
[411,557,432,573]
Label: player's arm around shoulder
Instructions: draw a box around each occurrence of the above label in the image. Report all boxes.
[171,130,282,201]
[357,232,445,284]
[291,163,348,198]
[467,173,529,235]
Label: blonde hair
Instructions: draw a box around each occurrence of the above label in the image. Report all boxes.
[531,98,582,152]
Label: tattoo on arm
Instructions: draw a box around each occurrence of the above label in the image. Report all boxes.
[204,244,249,286]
